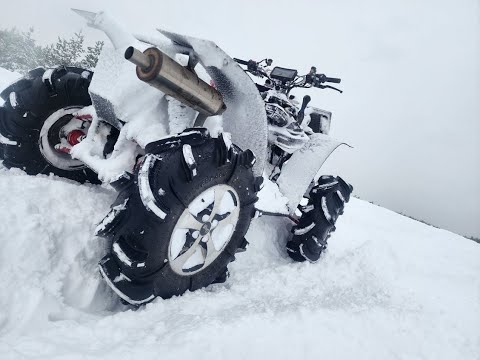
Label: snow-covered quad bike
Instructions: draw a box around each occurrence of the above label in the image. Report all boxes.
[0,10,352,305]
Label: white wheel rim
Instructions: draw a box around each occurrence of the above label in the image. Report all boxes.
[168,184,240,275]
[39,106,86,171]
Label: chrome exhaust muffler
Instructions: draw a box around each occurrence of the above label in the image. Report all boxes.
[125,46,226,116]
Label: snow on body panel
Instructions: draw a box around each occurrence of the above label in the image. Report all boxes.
[154,29,268,177]
[75,11,266,179]
[71,11,197,181]
[277,133,347,214]
[77,11,167,129]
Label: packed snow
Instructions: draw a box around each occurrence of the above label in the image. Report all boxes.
[0,166,478,360]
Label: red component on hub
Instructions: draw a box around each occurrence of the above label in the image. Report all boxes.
[74,114,93,121]
[67,130,86,146]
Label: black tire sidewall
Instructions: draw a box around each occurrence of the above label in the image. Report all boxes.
[0,67,99,184]
[109,135,257,299]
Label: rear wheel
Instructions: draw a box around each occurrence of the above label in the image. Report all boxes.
[287,175,353,262]
[0,66,99,184]
[97,128,262,305]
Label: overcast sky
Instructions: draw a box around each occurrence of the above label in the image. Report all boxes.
[1,0,479,238]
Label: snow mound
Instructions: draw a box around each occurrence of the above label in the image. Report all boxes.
[0,169,117,327]
[0,68,21,106]
[0,167,478,360]
[0,68,21,90]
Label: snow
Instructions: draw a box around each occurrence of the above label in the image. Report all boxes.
[41,68,54,84]
[0,68,21,91]
[170,229,190,260]
[95,199,127,235]
[211,223,234,251]
[321,196,332,222]
[112,242,132,267]
[0,68,21,107]
[218,189,235,215]
[182,246,204,270]
[336,189,346,203]
[255,177,289,215]
[0,133,16,146]
[138,154,167,219]
[182,143,196,170]
[188,188,214,217]
[277,133,346,213]
[151,29,269,177]
[222,132,232,150]
[8,92,17,108]
[293,222,315,235]
[0,166,478,359]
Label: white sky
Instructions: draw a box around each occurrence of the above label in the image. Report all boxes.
[1,0,479,238]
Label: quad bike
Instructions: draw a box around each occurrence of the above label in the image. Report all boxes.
[0,10,352,305]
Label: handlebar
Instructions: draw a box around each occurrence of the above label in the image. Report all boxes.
[233,58,249,66]
[235,57,342,93]
[324,76,341,84]
[315,74,341,84]
[234,58,268,77]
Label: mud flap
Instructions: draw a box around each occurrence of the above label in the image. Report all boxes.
[276,133,350,214]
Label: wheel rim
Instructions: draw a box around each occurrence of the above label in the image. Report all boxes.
[168,184,240,275]
[39,106,87,170]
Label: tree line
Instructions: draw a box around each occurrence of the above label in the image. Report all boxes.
[0,27,103,73]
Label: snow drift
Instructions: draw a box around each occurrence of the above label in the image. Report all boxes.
[0,167,478,360]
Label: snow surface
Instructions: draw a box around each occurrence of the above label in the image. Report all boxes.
[0,65,478,359]
[0,68,21,106]
[0,166,478,360]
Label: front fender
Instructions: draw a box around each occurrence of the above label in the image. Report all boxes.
[276,133,351,214]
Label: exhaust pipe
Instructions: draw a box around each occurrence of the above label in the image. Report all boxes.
[125,46,226,116]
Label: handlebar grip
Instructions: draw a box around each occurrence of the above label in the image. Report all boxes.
[234,58,249,66]
[324,77,341,84]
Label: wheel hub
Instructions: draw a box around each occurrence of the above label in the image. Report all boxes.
[200,222,211,236]
[39,107,89,170]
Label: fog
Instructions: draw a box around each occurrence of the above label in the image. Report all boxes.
[1,0,478,238]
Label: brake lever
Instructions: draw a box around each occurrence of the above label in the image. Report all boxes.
[318,84,343,93]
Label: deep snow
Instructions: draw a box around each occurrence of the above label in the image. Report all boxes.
[0,67,479,359]
[0,167,478,360]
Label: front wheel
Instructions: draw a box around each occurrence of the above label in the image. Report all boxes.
[97,129,262,305]
[287,175,353,262]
